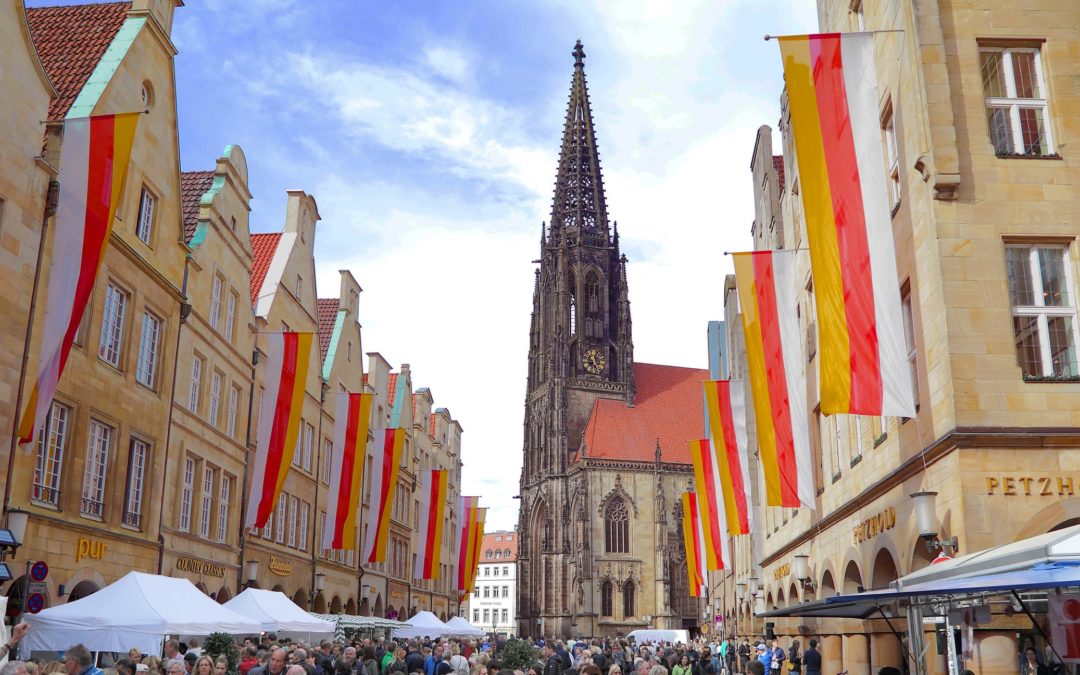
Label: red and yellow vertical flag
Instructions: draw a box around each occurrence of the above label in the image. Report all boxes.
[681,493,708,598]
[778,33,915,418]
[413,469,449,580]
[456,496,479,594]
[363,428,405,563]
[703,380,753,535]
[17,113,140,447]
[733,251,815,509]
[245,331,314,528]
[688,439,730,570]
[466,507,488,594]
[322,392,372,550]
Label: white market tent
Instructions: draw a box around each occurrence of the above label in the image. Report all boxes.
[224,589,334,640]
[23,572,262,654]
[392,611,450,639]
[308,614,406,643]
[443,616,484,637]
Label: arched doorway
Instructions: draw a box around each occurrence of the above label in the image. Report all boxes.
[373,593,383,617]
[776,587,786,608]
[765,591,775,611]
[842,560,863,594]
[819,569,836,597]
[358,598,370,616]
[293,588,308,610]
[195,582,210,596]
[345,598,356,614]
[788,582,800,607]
[314,593,327,613]
[330,595,343,614]
[871,548,899,590]
[68,580,100,603]
[386,604,397,620]
[216,586,232,604]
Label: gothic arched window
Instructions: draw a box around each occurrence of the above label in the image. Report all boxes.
[601,580,613,616]
[586,273,600,313]
[604,497,629,554]
[623,580,635,619]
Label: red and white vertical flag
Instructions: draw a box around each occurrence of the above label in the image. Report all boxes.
[18,113,140,447]
[245,332,314,529]
[688,439,732,571]
[703,380,753,536]
[778,32,915,417]
[363,428,405,563]
[466,507,488,594]
[413,469,449,580]
[681,493,708,598]
[322,392,372,550]
[456,496,480,593]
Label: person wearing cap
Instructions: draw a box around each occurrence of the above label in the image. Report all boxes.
[754,646,770,675]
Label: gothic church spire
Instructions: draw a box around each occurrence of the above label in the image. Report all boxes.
[550,40,609,245]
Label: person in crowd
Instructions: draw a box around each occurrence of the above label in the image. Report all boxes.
[671,656,691,675]
[213,657,228,675]
[0,623,29,661]
[608,663,624,675]
[746,663,763,675]
[193,656,215,675]
[469,666,487,675]
[799,641,819,675]
[43,663,65,675]
[240,648,261,675]
[754,645,769,675]
[385,648,407,675]
[647,665,667,675]
[737,642,750,675]
[2,660,30,675]
[287,665,308,675]
[251,648,289,675]
[143,657,162,675]
[183,654,198,675]
[542,644,563,675]
[162,642,184,669]
[115,659,138,675]
[1021,649,1049,675]
[447,644,469,675]
[187,641,202,659]
[786,641,801,675]
[360,647,379,675]
[767,641,783,675]
[64,645,103,675]
[405,644,425,675]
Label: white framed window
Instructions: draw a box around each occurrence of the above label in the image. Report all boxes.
[123,438,148,528]
[321,438,332,484]
[901,288,918,407]
[217,475,231,542]
[199,466,214,538]
[189,356,203,413]
[209,275,223,330]
[288,495,298,548]
[303,422,314,472]
[262,509,273,540]
[483,609,490,624]
[299,500,309,551]
[135,187,155,244]
[292,420,303,467]
[276,492,287,543]
[98,283,128,367]
[473,609,479,622]
[1006,244,1079,379]
[979,45,1054,156]
[227,385,240,438]
[33,401,69,506]
[225,291,237,342]
[180,457,194,531]
[883,105,900,210]
[81,420,112,518]
[135,311,161,388]
[209,371,223,427]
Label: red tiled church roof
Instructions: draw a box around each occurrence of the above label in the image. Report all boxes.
[27,2,132,121]
[580,362,708,464]
[316,298,339,361]
[180,170,214,243]
[773,155,786,193]
[249,233,281,303]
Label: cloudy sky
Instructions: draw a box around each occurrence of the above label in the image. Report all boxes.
[168,0,819,531]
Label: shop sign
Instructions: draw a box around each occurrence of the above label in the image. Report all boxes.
[76,537,107,562]
[268,556,293,576]
[772,564,790,581]
[986,476,1077,496]
[391,591,403,600]
[176,556,226,578]
[853,506,896,544]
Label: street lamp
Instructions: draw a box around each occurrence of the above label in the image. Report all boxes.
[793,554,815,592]
[910,491,958,554]
[748,576,759,596]
[245,559,259,589]
[736,582,746,600]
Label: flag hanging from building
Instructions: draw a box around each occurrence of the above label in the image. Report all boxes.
[322,392,372,550]
[703,380,753,535]
[17,113,140,447]
[777,32,915,418]
[413,469,450,580]
[245,331,314,529]
[732,251,815,509]
[680,493,708,598]
[688,439,731,570]
[456,496,480,594]
[363,427,405,563]
[466,507,488,595]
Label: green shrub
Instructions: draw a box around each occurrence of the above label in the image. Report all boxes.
[203,632,240,675]
[499,639,539,671]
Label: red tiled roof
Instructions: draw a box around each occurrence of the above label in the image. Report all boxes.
[249,233,281,303]
[480,531,518,563]
[362,374,369,385]
[429,413,437,438]
[387,373,398,404]
[27,2,132,121]
[773,155,785,193]
[316,298,339,362]
[581,362,708,464]
[180,170,214,243]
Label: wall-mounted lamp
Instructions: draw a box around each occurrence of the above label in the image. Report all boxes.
[793,554,816,591]
[246,559,260,586]
[315,573,325,592]
[748,576,760,597]
[736,582,747,600]
[910,491,959,554]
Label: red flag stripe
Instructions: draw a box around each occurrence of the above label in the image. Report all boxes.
[331,394,362,547]
[716,383,750,533]
[258,333,300,524]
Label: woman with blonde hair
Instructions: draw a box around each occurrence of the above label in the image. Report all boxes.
[143,657,163,675]
[193,656,215,675]
[214,657,229,675]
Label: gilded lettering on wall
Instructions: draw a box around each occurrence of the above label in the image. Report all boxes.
[268,556,293,576]
[853,507,896,545]
[176,556,226,578]
[986,476,1076,496]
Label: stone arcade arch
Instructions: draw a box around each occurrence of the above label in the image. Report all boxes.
[330,595,342,613]
[293,588,308,610]
[314,592,327,614]
[345,598,356,614]
[68,580,100,603]
[871,548,900,590]
[819,568,837,597]
[842,560,863,594]
[776,586,786,608]
[358,597,370,616]
[216,586,232,604]
[788,582,800,606]
[373,593,383,617]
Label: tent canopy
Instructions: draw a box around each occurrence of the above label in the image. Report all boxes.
[443,616,484,637]
[23,572,262,654]
[224,589,333,638]
[393,611,450,639]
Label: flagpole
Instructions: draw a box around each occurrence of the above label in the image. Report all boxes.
[763,29,904,41]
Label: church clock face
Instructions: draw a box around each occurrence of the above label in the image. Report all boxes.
[583,348,606,374]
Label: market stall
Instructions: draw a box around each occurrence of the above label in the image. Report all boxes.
[22,572,261,654]
[443,616,484,637]
[308,613,406,643]
[392,611,450,640]
[224,589,334,641]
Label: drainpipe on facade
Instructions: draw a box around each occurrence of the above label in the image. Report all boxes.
[236,347,259,594]
[4,178,58,515]
[157,254,191,574]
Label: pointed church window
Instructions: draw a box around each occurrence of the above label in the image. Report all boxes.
[601,580,613,616]
[604,497,629,554]
[586,274,600,313]
[623,580,635,619]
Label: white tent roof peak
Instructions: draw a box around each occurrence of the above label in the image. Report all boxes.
[224,588,333,638]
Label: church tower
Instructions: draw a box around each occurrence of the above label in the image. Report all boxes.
[518,40,636,636]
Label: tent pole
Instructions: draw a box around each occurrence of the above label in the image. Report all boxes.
[904,604,926,675]
[1011,590,1065,666]
[876,606,916,672]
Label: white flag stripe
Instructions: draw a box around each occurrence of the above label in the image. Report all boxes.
[245,332,284,529]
